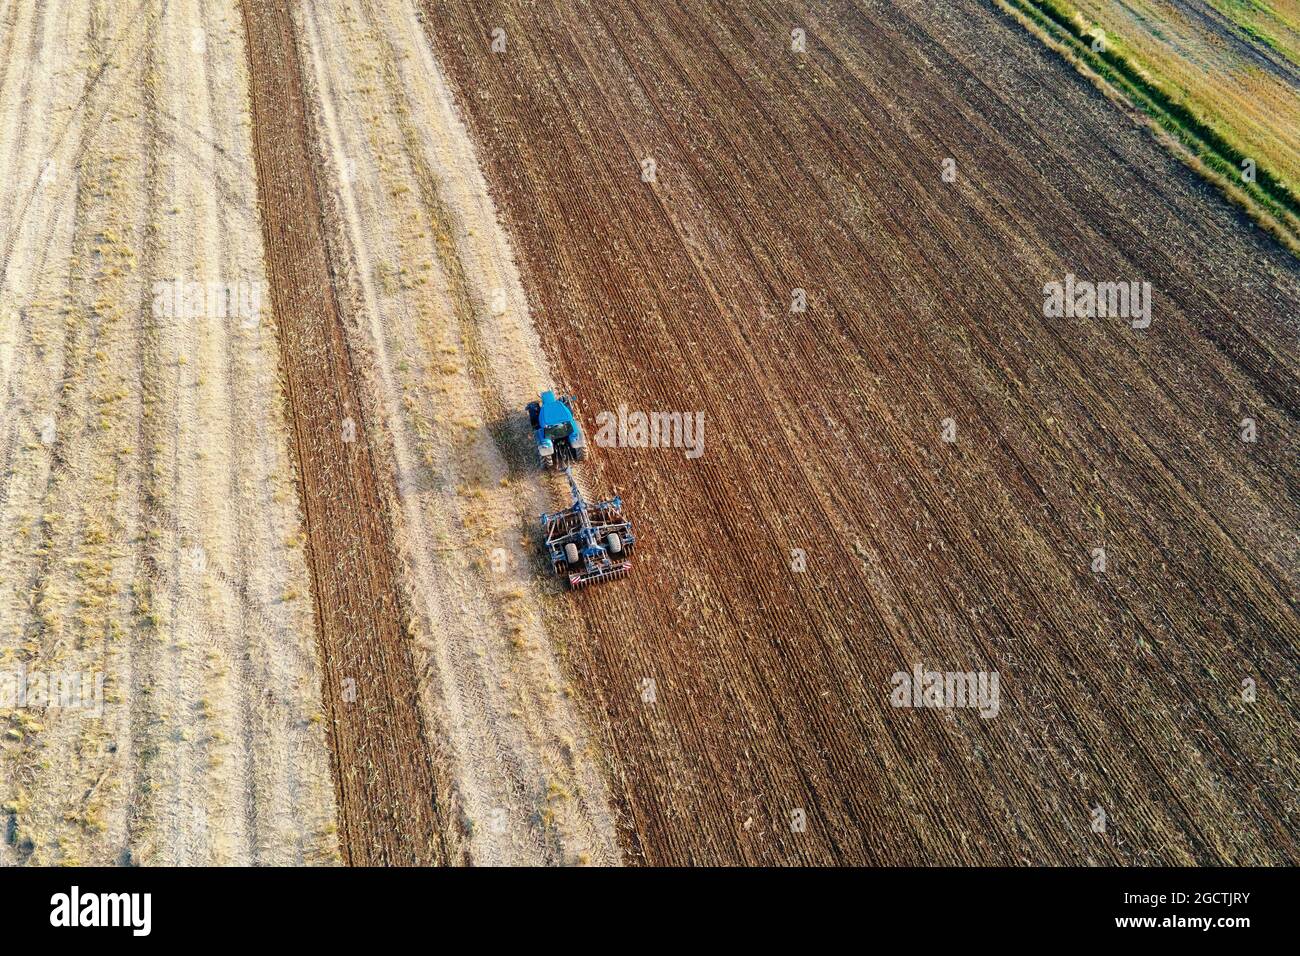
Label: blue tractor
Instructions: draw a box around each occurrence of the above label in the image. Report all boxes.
[526,390,586,469]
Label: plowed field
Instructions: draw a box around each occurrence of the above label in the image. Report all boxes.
[421,0,1300,864]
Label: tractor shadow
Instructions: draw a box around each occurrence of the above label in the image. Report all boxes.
[487,409,538,481]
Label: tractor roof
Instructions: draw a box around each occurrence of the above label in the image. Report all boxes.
[538,391,574,425]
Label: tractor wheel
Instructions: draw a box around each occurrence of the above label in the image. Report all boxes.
[572,445,587,463]
[527,403,540,428]
[564,543,580,565]
[606,532,622,555]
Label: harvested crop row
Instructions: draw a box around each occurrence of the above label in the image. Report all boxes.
[238,0,458,866]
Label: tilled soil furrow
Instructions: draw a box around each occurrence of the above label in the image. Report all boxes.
[238,0,449,866]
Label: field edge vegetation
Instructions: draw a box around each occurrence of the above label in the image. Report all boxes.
[997,0,1300,256]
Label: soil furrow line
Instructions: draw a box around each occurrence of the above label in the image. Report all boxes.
[238,0,449,866]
